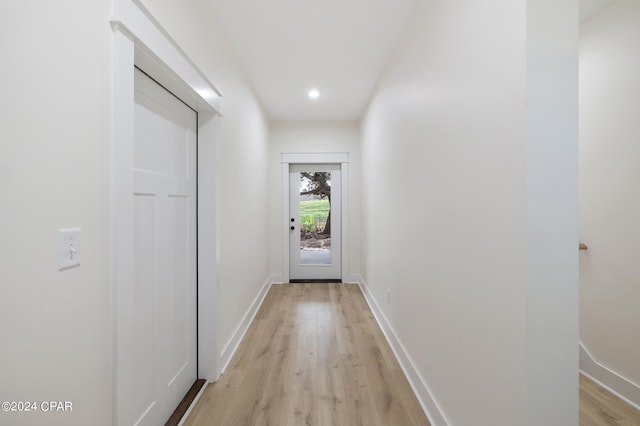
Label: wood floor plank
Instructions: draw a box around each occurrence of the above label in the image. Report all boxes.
[347,284,400,371]
[339,352,380,426]
[579,374,640,426]
[289,318,318,426]
[328,284,352,355]
[185,283,430,426]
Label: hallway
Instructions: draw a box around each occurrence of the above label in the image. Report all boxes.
[184,283,430,425]
[5,0,639,424]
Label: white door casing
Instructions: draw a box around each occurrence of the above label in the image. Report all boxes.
[289,164,341,280]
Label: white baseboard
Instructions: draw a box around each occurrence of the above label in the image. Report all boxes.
[579,342,640,410]
[357,276,448,426]
[218,276,273,375]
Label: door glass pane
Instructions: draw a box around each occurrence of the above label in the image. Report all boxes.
[299,171,331,265]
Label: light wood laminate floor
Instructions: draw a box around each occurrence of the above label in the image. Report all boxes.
[185,283,430,426]
[184,283,640,425]
[580,373,640,425]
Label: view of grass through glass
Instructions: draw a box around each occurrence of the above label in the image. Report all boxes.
[299,171,331,265]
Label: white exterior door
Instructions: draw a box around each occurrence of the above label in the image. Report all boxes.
[120,68,198,425]
[289,164,341,281]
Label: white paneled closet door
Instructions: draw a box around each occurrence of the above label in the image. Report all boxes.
[123,68,198,425]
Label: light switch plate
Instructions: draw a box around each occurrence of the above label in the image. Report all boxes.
[59,228,81,270]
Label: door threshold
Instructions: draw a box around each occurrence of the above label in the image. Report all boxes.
[165,378,206,426]
[289,279,342,283]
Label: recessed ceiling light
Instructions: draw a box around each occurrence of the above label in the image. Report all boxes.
[308,89,320,99]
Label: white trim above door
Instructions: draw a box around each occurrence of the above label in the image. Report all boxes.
[281,152,349,283]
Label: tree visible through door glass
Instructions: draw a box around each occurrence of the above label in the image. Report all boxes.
[299,172,331,265]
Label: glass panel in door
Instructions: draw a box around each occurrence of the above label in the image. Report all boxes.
[299,171,331,265]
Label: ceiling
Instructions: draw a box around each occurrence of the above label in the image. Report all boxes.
[206,0,613,122]
[205,0,419,121]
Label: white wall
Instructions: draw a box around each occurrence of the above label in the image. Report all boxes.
[360,1,578,424]
[579,0,640,403]
[268,121,361,281]
[138,0,271,370]
[0,0,270,424]
[0,1,113,425]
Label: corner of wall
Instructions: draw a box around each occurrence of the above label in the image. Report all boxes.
[269,274,285,284]
[356,276,449,426]
[347,274,362,285]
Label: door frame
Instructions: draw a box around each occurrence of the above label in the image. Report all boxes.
[111,1,222,423]
[281,152,349,283]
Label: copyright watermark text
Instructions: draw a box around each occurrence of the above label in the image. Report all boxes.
[2,401,73,413]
